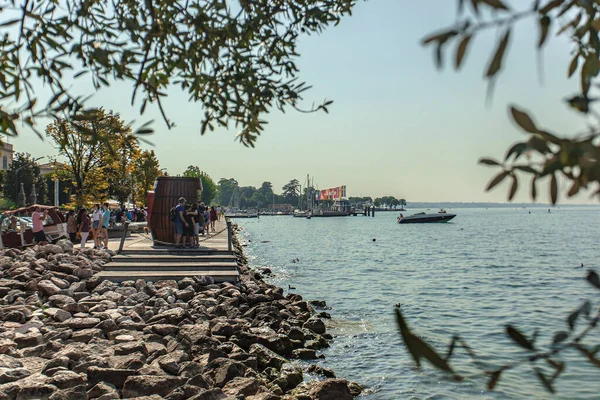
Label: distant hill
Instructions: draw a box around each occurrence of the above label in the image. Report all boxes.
[404,202,599,209]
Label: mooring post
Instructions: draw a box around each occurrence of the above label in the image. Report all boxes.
[372,206,375,217]
[226,219,232,252]
[118,221,130,254]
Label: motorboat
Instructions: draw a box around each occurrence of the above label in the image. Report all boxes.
[397,212,456,224]
[438,209,447,214]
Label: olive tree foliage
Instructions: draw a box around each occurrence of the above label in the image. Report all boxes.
[422,0,600,203]
[393,0,600,394]
[0,0,355,146]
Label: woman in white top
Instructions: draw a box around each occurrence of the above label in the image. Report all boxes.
[91,204,102,249]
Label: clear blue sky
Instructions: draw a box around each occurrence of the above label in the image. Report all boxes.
[10,0,592,203]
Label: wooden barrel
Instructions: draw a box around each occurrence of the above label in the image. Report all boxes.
[149,177,203,244]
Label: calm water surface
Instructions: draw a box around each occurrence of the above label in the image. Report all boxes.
[237,207,600,399]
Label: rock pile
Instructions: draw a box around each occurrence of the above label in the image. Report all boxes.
[0,236,361,399]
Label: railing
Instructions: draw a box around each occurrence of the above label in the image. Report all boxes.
[118,221,130,254]
[226,219,232,252]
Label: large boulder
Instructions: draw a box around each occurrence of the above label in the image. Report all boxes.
[204,358,247,387]
[87,366,138,388]
[249,344,288,371]
[303,317,326,335]
[222,377,261,397]
[38,280,62,296]
[308,379,353,400]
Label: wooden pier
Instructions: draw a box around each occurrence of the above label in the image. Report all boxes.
[96,219,239,283]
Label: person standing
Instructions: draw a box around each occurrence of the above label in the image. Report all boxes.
[66,210,78,243]
[197,202,206,235]
[172,197,187,248]
[203,206,210,235]
[100,202,111,249]
[217,205,222,221]
[91,204,102,249]
[77,208,91,248]
[187,202,199,248]
[210,206,217,232]
[32,206,49,245]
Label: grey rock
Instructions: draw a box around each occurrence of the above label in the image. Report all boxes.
[249,344,288,370]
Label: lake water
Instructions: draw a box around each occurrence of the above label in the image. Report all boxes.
[236,207,600,399]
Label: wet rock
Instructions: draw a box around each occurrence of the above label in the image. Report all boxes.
[303,317,326,335]
[308,300,328,309]
[291,348,317,360]
[308,379,353,400]
[307,364,336,378]
[122,375,187,398]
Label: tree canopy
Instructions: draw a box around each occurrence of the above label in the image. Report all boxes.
[0,0,354,146]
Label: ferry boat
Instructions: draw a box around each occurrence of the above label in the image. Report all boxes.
[313,198,355,217]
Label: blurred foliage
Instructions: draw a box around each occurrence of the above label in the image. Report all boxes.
[394,0,600,394]
[422,0,600,203]
[395,271,600,393]
[373,196,405,208]
[0,0,355,146]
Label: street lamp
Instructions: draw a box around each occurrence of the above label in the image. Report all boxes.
[15,156,45,207]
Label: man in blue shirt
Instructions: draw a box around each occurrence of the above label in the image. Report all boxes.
[100,202,111,249]
[173,197,188,248]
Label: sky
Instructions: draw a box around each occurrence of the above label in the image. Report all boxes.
[8,0,595,204]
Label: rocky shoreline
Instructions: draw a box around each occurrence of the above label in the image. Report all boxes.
[0,226,361,399]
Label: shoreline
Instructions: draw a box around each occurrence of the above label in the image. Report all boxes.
[0,225,361,399]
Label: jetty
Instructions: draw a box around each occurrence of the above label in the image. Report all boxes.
[96,219,239,283]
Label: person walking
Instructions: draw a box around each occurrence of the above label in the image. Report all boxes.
[171,197,187,248]
[210,205,217,232]
[91,204,102,249]
[100,202,111,249]
[32,206,49,245]
[77,208,91,248]
[66,210,77,243]
[217,205,222,221]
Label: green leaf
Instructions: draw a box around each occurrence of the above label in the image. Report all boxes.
[487,369,503,390]
[455,35,472,70]
[485,29,510,78]
[486,171,509,191]
[508,175,518,201]
[568,54,579,78]
[480,0,509,10]
[479,158,500,166]
[538,16,551,47]
[504,142,528,161]
[552,331,569,344]
[510,106,537,133]
[506,325,534,350]
[550,173,558,204]
[567,308,580,331]
[587,271,600,289]
[535,368,555,393]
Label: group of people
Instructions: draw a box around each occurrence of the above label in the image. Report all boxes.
[171,197,222,249]
[65,203,111,249]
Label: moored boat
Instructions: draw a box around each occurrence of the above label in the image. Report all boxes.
[397,212,456,224]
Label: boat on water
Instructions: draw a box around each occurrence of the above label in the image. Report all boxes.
[397,212,456,224]
[313,198,355,217]
[226,209,259,218]
[438,209,447,214]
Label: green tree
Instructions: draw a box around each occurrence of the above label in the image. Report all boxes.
[105,129,141,206]
[46,109,131,207]
[282,179,300,207]
[399,199,407,209]
[183,166,218,205]
[133,150,162,206]
[250,191,267,209]
[2,153,42,205]
[217,178,239,207]
[0,0,351,146]
[259,182,274,197]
